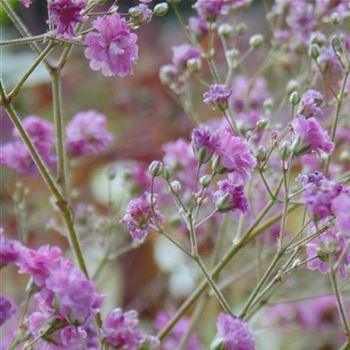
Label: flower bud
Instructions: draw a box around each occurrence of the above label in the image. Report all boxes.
[187,58,202,73]
[218,23,233,38]
[236,22,246,35]
[226,49,239,69]
[286,79,299,94]
[331,35,343,54]
[200,175,212,187]
[129,6,142,18]
[309,44,320,59]
[330,12,340,25]
[211,337,225,350]
[289,91,300,105]
[340,150,350,162]
[149,160,164,177]
[212,155,226,174]
[154,2,169,16]
[263,98,273,111]
[170,180,181,194]
[256,145,267,162]
[249,34,264,49]
[159,64,177,86]
[256,119,268,130]
[216,193,233,212]
[280,141,292,160]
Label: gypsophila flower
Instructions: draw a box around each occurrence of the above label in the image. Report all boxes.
[298,90,324,118]
[129,4,153,25]
[215,180,248,214]
[103,308,143,349]
[60,326,87,347]
[0,228,23,268]
[215,313,255,350]
[203,84,232,109]
[193,0,225,21]
[293,116,334,155]
[85,13,138,77]
[66,110,113,157]
[48,0,86,37]
[188,16,209,40]
[171,44,201,70]
[121,192,162,242]
[296,171,325,187]
[216,129,256,181]
[0,296,15,326]
[332,190,350,239]
[306,228,350,279]
[191,127,220,163]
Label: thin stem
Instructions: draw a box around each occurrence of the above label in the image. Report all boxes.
[9,43,55,100]
[51,71,67,195]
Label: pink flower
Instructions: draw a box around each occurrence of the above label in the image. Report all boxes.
[216,129,256,182]
[306,228,350,279]
[66,110,113,156]
[188,16,209,39]
[60,326,87,347]
[203,84,232,108]
[293,116,334,155]
[215,180,248,214]
[171,44,201,70]
[298,90,324,118]
[0,296,15,326]
[193,0,225,21]
[48,0,86,37]
[121,192,162,242]
[103,308,143,349]
[332,190,350,239]
[18,245,62,287]
[191,127,220,163]
[0,228,23,268]
[215,313,255,350]
[85,13,138,77]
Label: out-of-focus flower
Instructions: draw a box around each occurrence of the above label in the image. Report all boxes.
[121,192,162,242]
[298,90,324,118]
[216,129,256,182]
[306,228,350,279]
[171,44,201,70]
[332,190,350,239]
[0,296,15,326]
[60,326,87,347]
[214,313,255,350]
[215,180,248,214]
[85,13,138,77]
[66,110,113,157]
[293,116,334,155]
[188,16,209,40]
[154,312,203,350]
[193,0,225,21]
[48,0,86,37]
[0,228,23,268]
[129,4,153,25]
[203,84,232,109]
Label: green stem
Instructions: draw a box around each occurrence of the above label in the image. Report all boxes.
[9,43,55,101]
[51,71,67,195]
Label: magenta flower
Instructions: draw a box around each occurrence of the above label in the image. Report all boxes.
[193,0,225,21]
[85,13,138,77]
[66,110,113,157]
[298,90,324,118]
[188,16,209,39]
[45,259,103,323]
[306,228,350,279]
[203,84,232,109]
[154,312,203,350]
[293,116,334,155]
[121,192,162,242]
[48,0,86,37]
[216,129,256,181]
[60,326,87,347]
[332,190,350,239]
[191,127,220,163]
[296,170,325,187]
[215,313,256,350]
[215,180,248,214]
[0,228,23,268]
[0,296,15,326]
[302,180,342,219]
[103,308,143,349]
[1,115,55,175]
[171,44,201,70]
[18,245,62,287]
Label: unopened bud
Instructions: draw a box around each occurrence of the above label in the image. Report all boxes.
[236,23,246,35]
[187,58,202,73]
[200,175,212,187]
[149,160,164,177]
[162,166,172,181]
[286,79,299,94]
[226,49,239,69]
[212,155,226,174]
[289,91,300,105]
[256,145,267,162]
[256,119,268,130]
[280,141,291,160]
[170,180,181,194]
[340,150,350,162]
[263,98,273,111]
[330,12,341,25]
[249,34,264,49]
[129,6,142,18]
[216,193,233,213]
[331,35,343,54]
[218,23,233,38]
[154,2,169,16]
[309,44,320,59]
